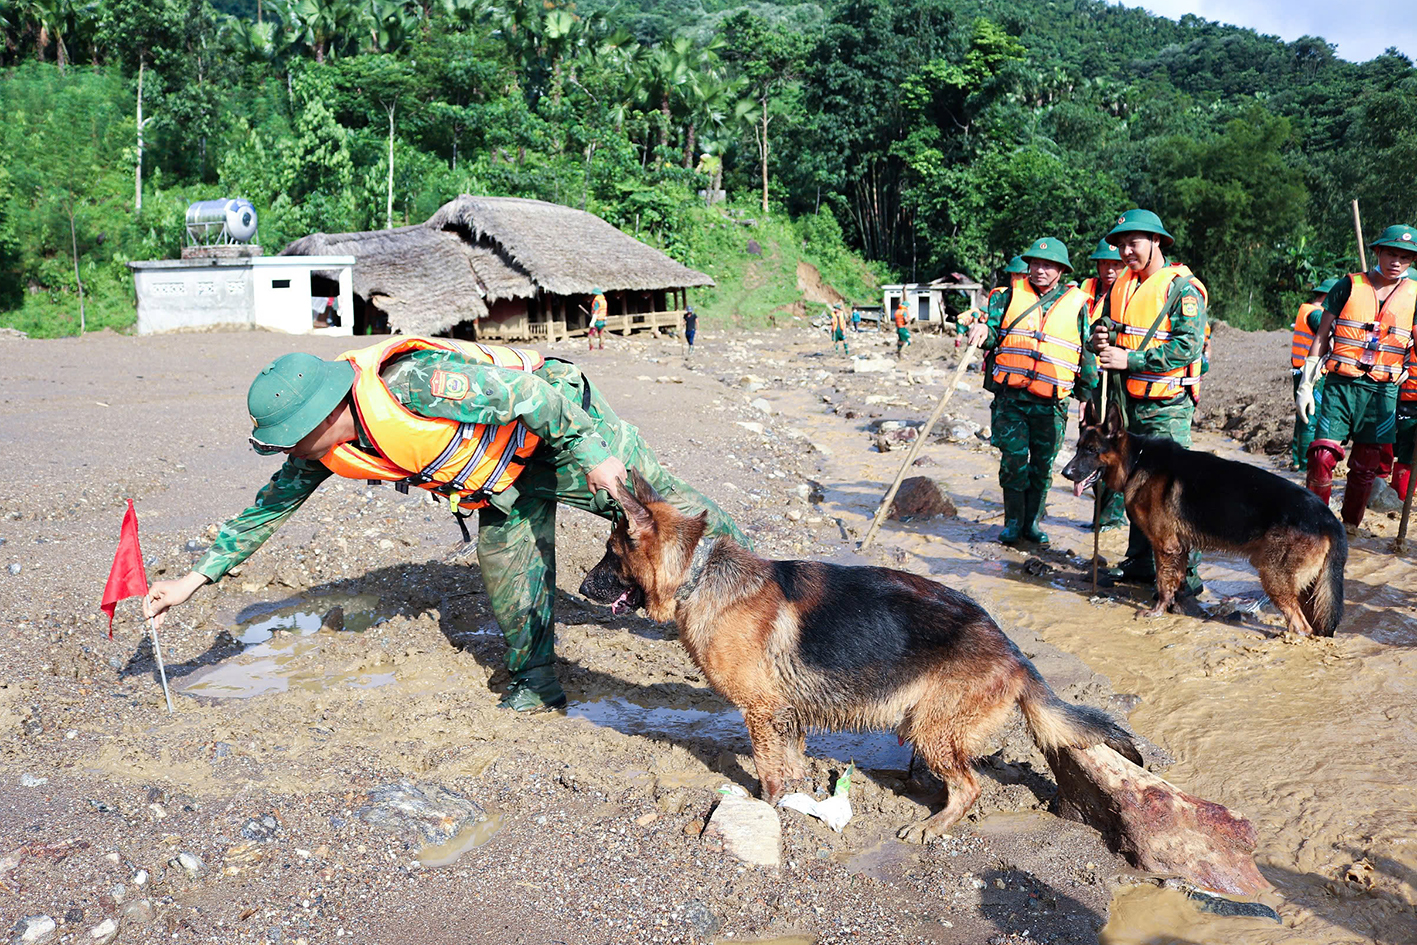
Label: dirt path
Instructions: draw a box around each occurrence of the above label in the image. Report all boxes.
[0,325,1412,944]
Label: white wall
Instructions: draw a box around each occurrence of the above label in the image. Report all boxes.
[131,256,354,336]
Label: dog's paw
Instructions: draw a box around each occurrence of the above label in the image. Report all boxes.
[896,820,943,844]
[1140,603,1167,618]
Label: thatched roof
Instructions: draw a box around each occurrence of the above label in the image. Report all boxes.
[282,196,713,335]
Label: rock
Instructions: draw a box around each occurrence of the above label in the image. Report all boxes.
[88,918,119,944]
[785,510,803,522]
[377,539,395,551]
[793,484,811,501]
[1185,888,1280,921]
[1369,479,1404,512]
[749,398,773,415]
[183,539,208,553]
[852,357,895,374]
[358,781,487,846]
[172,852,204,875]
[109,884,126,904]
[1048,745,1270,895]
[241,813,281,842]
[19,773,47,787]
[119,900,154,928]
[682,901,720,937]
[874,435,893,453]
[7,563,20,576]
[889,478,956,521]
[703,790,780,868]
[738,374,767,392]
[131,869,148,887]
[746,239,762,256]
[319,607,344,633]
[735,421,765,436]
[11,916,55,944]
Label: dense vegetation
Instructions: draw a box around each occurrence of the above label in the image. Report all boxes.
[1,0,1413,336]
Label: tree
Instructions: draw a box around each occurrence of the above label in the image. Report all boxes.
[96,0,179,213]
[329,54,421,228]
[719,11,808,214]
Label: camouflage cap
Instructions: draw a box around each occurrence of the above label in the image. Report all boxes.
[246,353,354,453]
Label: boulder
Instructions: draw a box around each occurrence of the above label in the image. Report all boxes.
[1048,745,1269,895]
[704,791,780,868]
[1369,479,1404,512]
[889,477,956,521]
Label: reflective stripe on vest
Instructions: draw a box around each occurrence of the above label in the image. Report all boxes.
[318,337,545,511]
[1110,264,1207,401]
[1291,302,1322,369]
[990,283,1087,400]
[1325,274,1416,382]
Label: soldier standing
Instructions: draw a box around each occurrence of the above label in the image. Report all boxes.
[1289,278,1337,470]
[1090,210,1208,596]
[967,238,1095,545]
[1296,225,1417,533]
[143,337,750,712]
[1079,237,1127,530]
[894,298,912,356]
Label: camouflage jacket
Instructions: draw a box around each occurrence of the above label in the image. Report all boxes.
[193,351,612,583]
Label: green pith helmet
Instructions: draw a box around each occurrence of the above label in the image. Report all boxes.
[1369,224,1417,252]
[1105,209,1175,248]
[1004,255,1028,274]
[247,353,355,453]
[1089,237,1122,262]
[1313,277,1339,295]
[1021,237,1072,272]
[592,287,604,295]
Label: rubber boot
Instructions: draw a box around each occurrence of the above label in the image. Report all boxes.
[1342,442,1389,529]
[1101,522,1156,585]
[1395,463,1412,502]
[1022,488,1049,544]
[1306,439,1344,505]
[998,490,1026,546]
[498,667,567,712]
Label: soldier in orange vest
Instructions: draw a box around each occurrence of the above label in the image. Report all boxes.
[967,237,1095,544]
[1289,278,1337,470]
[143,337,749,712]
[1079,237,1127,530]
[1297,225,1417,533]
[1090,209,1208,595]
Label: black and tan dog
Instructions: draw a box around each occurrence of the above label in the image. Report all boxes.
[1062,401,1346,635]
[579,471,1141,842]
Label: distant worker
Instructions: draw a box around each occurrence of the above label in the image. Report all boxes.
[1289,278,1338,471]
[1079,237,1127,530]
[142,337,750,712]
[1296,225,1417,535]
[587,288,608,351]
[830,304,850,355]
[894,298,912,356]
[1091,210,1208,597]
[967,238,1095,545]
[683,305,698,355]
[851,307,862,332]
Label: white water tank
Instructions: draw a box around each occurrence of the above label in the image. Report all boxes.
[185,198,258,245]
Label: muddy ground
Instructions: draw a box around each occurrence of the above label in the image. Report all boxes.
[0,323,1414,945]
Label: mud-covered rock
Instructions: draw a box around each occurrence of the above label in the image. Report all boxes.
[358,781,487,847]
[889,477,956,521]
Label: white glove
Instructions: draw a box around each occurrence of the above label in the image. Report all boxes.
[1295,356,1322,424]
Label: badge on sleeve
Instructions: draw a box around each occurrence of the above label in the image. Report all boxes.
[430,369,471,400]
[1181,295,1198,318]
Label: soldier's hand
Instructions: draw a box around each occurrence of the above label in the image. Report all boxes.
[1089,322,1111,353]
[965,323,988,348]
[1097,347,1130,371]
[143,572,210,631]
[586,456,628,499]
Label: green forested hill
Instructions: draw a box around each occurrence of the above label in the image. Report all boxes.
[1,0,1412,336]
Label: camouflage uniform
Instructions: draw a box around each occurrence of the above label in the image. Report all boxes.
[196,351,748,708]
[1097,277,1207,588]
[981,282,1098,539]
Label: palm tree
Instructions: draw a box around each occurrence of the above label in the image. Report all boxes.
[283,0,367,63]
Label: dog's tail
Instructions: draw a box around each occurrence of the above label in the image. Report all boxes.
[1017,671,1143,765]
[1303,524,1347,637]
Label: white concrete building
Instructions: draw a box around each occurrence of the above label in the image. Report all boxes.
[882,278,985,325]
[128,255,355,336]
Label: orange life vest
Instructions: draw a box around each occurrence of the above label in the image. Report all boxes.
[1110,264,1208,402]
[319,337,545,512]
[1402,344,1417,402]
[1324,273,1416,383]
[1079,277,1111,324]
[990,282,1087,400]
[894,304,908,328]
[1291,302,1323,369]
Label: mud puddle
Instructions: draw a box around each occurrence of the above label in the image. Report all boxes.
[416,808,506,867]
[1100,884,1283,944]
[179,593,396,698]
[566,697,915,772]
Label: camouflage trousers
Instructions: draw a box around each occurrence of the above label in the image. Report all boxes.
[990,393,1068,494]
[476,362,749,691]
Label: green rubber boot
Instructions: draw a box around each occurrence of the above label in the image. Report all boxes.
[998,490,1026,546]
[498,668,567,712]
[1022,488,1049,545]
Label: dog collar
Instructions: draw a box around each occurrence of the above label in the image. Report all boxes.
[674,539,716,602]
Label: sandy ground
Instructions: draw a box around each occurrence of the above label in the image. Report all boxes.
[0,323,1414,945]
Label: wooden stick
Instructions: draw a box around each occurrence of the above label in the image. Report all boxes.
[1353,199,1368,273]
[1092,370,1109,593]
[860,345,977,550]
[1395,428,1417,553]
[148,616,175,715]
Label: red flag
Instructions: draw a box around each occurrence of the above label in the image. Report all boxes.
[100,500,149,638]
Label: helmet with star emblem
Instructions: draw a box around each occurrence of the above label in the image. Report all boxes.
[1021,237,1072,272]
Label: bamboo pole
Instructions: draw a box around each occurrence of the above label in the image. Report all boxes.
[860,345,977,550]
[1353,199,1368,273]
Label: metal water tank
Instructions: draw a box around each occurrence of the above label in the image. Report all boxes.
[184,198,258,245]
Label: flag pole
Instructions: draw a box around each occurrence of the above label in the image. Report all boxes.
[147,616,175,715]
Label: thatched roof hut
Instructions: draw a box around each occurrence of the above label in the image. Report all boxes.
[283,195,713,338]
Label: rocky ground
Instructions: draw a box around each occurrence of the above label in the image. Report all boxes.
[1,323,1414,945]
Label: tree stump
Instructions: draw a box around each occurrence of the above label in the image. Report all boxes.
[1047,745,1270,895]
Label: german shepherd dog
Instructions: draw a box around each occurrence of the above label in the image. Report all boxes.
[1062,401,1347,635]
[579,471,1142,842]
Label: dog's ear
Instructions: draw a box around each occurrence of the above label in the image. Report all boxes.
[1102,400,1125,439]
[629,467,667,506]
[615,476,656,539]
[1082,399,1100,429]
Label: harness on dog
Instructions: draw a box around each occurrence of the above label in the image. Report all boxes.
[674,539,719,603]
